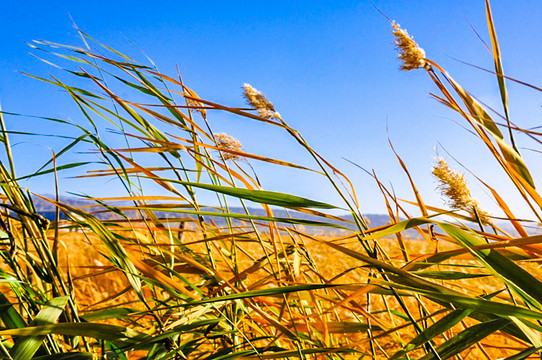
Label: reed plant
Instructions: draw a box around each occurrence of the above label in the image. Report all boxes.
[1,1,542,359]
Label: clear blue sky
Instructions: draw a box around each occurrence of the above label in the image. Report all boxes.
[2,1,542,219]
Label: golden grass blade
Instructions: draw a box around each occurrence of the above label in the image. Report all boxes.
[389,140,428,217]
[486,0,517,151]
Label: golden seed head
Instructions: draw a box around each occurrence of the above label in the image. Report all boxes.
[214,133,243,161]
[184,93,204,115]
[432,158,492,224]
[392,22,428,71]
[243,83,281,120]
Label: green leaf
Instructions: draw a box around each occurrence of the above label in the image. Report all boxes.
[52,201,143,300]
[0,323,150,347]
[17,162,92,180]
[439,223,542,310]
[362,217,432,240]
[509,316,542,349]
[419,318,510,360]
[486,0,515,149]
[81,307,138,322]
[413,270,491,280]
[446,74,503,139]
[169,180,339,209]
[443,70,534,187]
[10,296,70,360]
[379,278,542,320]
[503,347,539,360]
[173,283,341,308]
[34,353,94,360]
[390,307,473,360]
[0,292,27,329]
[388,292,505,360]
[494,135,535,188]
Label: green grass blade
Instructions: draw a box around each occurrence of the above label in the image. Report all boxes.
[389,291,501,360]
[81,308,138,322]
[412,271,491,280]
[362,217,433,240]
[439,223,542,309]
[486,0,516,151]
[0,323,150,347]
[441,71,534,187]
[379,279,542,319]
[16,162,92,180]
[494,135,535,188]
[0,292,27,329]
[10,296,70,360]
[418,318,510,360]
[33,352,93,360]
[51,201,143,298]
[509,316,542,349]
[172,181,340,209]
[446,75,503,139]
[389,308,473,360]
[174,283,341,308]
[503,347,539,360]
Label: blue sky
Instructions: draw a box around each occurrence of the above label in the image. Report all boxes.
[2,1,542,219]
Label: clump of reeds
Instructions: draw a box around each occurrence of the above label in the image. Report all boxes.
[0,2,541,359]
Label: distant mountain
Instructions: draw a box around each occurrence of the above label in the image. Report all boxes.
[29,195,536,237]
[30,195,390,232]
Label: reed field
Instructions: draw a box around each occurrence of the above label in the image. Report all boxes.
[3,1,542,359]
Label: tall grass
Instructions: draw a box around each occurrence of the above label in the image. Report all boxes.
[1,1,542,359]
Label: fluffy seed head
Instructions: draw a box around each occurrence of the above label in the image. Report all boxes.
[392,22,428,71]
[184,88,205,117]
[432,158,492,225]
[243,83,281,120]
[214,133,243,161]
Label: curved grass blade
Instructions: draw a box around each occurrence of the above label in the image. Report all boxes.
[418,318,510,360]
[389,291,500,360]
[412,271,491,280]
[359,215,542,311]
[446,74,503,139]
[10,296,70,360]
[171,181,339,210]
[0,323,150,347]
[0,292,27,329]
[376,279,542,320]
[81,308,138,322]
[34,353,93,360]
[46,199,144,300]
[428,60,535,188]
[439,223,542,310]
[362,217,434,240]
[16,162,92,181]
[486,0,516,151]
[503,347,539,360]
[389,307,473,360]
[33,353,93,360]
[132,206,350,229]
[169,283,341,309]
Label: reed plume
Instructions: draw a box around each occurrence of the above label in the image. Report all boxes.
[214,133,243,160]
[392,22,428,71]
[243,83,281,120]
[433,158,492,224]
